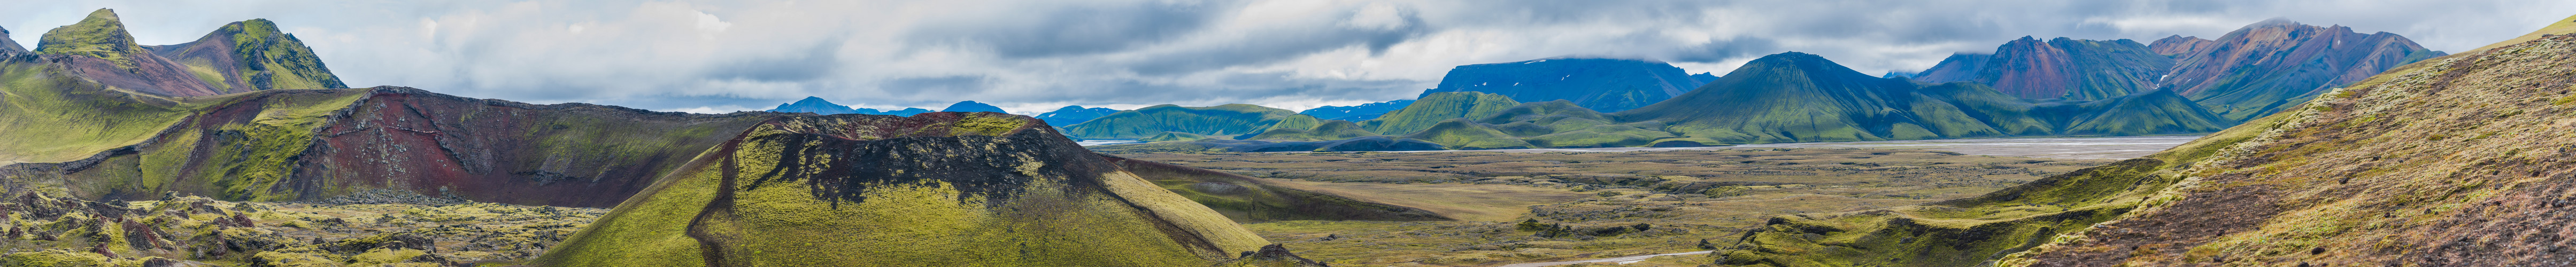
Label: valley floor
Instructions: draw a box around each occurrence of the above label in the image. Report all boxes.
[1109,148,2128,266]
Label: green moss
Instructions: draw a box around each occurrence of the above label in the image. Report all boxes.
[0,59,191,163]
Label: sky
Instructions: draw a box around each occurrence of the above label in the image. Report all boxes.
[6,1,2573,114]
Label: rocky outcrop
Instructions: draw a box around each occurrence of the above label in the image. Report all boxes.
[536,113,1277,266]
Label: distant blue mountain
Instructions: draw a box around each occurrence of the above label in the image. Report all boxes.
[1418,58,1715,112]
[771,97,858,114]
[942,100,1009,113]
[1036,106,1121,127]
[1299,99,1414,121]
[767,97,934,116]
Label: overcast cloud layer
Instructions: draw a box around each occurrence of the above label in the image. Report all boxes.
[6,1,2572,114]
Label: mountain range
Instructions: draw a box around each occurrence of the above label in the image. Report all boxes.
[1912,19,2445,121]
[1716,14,2576,266]
[1094,19,2438,152]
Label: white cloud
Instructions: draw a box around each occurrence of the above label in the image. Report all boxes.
[1,0,2570,113]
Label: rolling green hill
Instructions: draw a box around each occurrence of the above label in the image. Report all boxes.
[1062,104,1295,139]
[1241,115,1376,141]
[1362,91,1519,136]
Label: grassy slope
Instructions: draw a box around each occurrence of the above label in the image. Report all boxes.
[0,59,189,163]
[1364,91,1518,136]
[1245,115,1378,142]
[1102,155,1448,222]
[1064,104,1294,139]
[1715,111,2279,266]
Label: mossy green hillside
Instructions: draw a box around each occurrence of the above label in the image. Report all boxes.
[539,115,1271,266]
[0,58,190,163]
[218,19,346,90]
[1143,131,1214,143]
[1363,91,1520,136]
[1063,104,1295,139]
[1244,115,1378,142]
[33,9,146,70]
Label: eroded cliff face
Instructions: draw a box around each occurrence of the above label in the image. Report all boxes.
[537,113,1275,266]
[1714,17,2576,267]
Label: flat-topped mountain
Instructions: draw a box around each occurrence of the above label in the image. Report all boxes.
[1418,58,1714,112]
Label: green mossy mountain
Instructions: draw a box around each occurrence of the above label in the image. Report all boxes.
[1241,115,1376,142]
[1614,52,2228,145]
[29,9,349,97]
[1715,16,2576,266]
[1062,104,1295,139]
[535,113,1272,266]
[1141,131,1213,143]
[149,19,348,92]
[1362,91,1520,136]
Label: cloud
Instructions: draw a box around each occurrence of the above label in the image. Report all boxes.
[2,0,2571,114]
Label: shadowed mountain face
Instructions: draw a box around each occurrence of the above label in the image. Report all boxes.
[535,113,1272,266]
[1916,37,2173,100]
[770,96,858,114]
[1061,104,1295,139]
[2157,19,2447,121]
[1717,15,2576,266]
[767,97,937,116]
[940,100,1008,113]
[1418,58,1712,112]
[1036,105,1121,127]
[0,26,24,56]
[1299,99,1413,121]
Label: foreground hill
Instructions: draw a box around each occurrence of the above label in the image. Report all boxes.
[535,113,1276,266]
[1417,58,1715,112]
[1716,14,2576,266]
